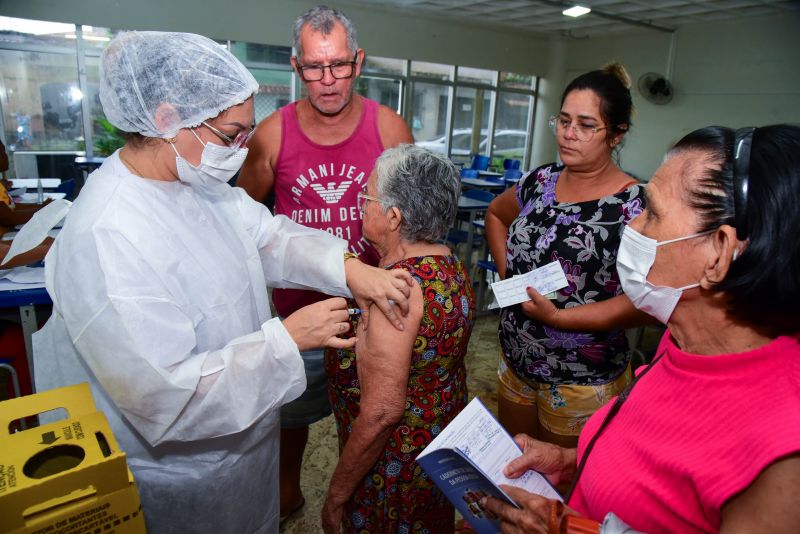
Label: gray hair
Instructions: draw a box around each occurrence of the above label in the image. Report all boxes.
[293,5,358,58]
[375,144,461,243]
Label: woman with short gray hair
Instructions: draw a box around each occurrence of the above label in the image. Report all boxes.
[375,143,461,243]
[322,144,476,533]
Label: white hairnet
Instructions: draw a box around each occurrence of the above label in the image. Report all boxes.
[99,31,259,139]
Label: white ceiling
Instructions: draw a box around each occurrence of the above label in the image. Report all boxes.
[346,0,799,36]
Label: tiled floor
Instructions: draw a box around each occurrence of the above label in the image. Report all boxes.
[280,312,503,533]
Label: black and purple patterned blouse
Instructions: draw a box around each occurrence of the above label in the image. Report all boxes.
[499,163,645,385]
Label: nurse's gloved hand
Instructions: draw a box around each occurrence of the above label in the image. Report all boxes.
[344,258,413,331]
[283,297,357,351]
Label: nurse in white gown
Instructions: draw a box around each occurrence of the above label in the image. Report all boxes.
[33,31,411,534]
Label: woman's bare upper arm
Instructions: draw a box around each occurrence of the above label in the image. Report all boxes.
[488,187,520,228]
[356,280,423,408]
[720,455,800,533]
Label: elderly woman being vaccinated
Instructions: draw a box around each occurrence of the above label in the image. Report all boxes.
[33,31,411,533]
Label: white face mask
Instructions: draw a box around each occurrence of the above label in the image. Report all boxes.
[170,129,248,189]
[617,226,714,324]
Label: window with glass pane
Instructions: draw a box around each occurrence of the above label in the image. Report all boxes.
[452,86,492,164]
[457,66,495,86]
[0,16,74,47]
[411,82,449,153]
[250,68,292,122]
[500,72,535,90]
[77,25,115,50]
[355,77,401,113]
[410,61,451,81]
[1,49,83,152]
[494,92,531,161]
[363,56,404,76]
[230,42,291,65]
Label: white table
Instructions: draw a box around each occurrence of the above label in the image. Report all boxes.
[11,192,66,203]
[10,178,62,189]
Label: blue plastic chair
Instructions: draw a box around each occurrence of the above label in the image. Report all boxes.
[55,178,76,200]
[463,188,495,203]
[445,189,495,269]
[474,258,499,315]
[460,168,479,178]
[503,158,521,171]
[470,155,490,171]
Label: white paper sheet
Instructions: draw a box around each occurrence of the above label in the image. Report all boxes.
[418,397,562,501]
[0,266,46,284]
[0,266,47,291]
[490,260,568,308]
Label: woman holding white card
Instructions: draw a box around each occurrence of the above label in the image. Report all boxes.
[482,124,800,534]
[485,64,650,448]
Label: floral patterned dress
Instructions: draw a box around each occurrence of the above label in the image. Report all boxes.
[325,255,475,534]
[499,163,645,386]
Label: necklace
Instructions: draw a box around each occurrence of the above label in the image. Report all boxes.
[120,148,145,177]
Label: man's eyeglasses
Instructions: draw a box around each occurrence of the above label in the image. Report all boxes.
[201,121,255,149]
[548,115,607,142]
[357,191,384,212]
[295,53,358,82]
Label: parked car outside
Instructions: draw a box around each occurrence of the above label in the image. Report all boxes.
[415,128,526,159]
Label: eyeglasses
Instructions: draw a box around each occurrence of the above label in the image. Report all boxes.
[732,127,756,240]
[548,115,607,142]
[357,191,384,212]
[201,121,255,149]
[295,53,358,82]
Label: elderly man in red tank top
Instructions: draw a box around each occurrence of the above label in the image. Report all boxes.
[237,5,413,521]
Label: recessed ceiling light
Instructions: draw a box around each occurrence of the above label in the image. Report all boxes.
[563,5,591,17]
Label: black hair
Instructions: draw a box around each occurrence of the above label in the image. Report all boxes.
[670,124,800,328]
[561,62,633,142]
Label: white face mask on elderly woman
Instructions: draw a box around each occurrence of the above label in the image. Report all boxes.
[616,226,714,324]
[170,130,249,189]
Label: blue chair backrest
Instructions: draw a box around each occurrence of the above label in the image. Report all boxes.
[463,188,495,203]
[470,155,490,171]
[460,168,479,178]
[504,169,523,180]
[55,178,75,200]
[508,159,521,170]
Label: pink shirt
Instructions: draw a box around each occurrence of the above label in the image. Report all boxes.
[570,331,800,533]
[272,96,384,317]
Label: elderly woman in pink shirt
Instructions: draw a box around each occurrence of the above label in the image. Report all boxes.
[482,125,800,533]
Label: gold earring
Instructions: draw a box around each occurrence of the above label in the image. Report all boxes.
[162,136,176,144]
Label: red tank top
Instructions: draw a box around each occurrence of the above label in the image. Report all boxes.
[272,96,384,317]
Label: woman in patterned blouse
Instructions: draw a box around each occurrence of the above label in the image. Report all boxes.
[485,63,654,449]
[322,144,475,534]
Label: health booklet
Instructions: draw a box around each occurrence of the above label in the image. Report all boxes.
[416,397,562,534]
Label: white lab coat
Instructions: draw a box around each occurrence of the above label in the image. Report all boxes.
[33,152,351,533]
